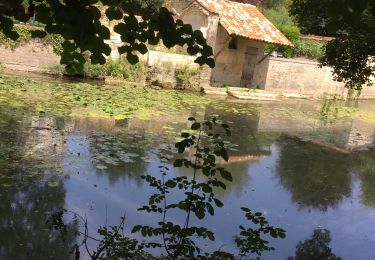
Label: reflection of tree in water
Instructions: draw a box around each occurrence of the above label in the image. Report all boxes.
[88,133,166,186]
[288,229,341,260]
[0,179,77,260]
[0,108,77,259]
[175,161,252,198]
[277,137,352,211]
[351,150,375,206]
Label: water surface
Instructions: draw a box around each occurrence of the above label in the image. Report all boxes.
[1,75,375,259]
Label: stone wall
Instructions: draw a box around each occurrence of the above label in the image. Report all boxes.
[147,50,197,68]
[0,41,60,72]
[257,57,375,98]
[146,50,199,88]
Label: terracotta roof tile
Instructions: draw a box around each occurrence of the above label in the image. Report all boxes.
[300,34,335,41]
[195,0,293,46]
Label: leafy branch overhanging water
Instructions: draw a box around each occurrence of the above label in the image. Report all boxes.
[47,117,286,259]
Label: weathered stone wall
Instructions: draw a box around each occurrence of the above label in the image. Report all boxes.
[147,50,197,68]
[0,41,60,72]
[258,57,375,98]
[146,50,198,88]
[170,0,194,13]
[179,4,209,36]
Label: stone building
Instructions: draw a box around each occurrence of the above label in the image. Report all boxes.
[171,0,293,87]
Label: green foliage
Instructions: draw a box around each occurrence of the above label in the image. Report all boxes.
[293,39,325,59]
[0,25,64,54]
[278,25,300,58]
[44,33,64,55]
[47,117,286,259]
[290,0,375,88]
[289,229,341,259]
[104,58,146,82]
[51,56,146,82]
[319,95,339,122]
[289,0,330,35]
[262,7,295,27]
[0,1,214,74]
[262,7,302,58]
[174,64,201,90]
[265,0,291,9]
[0,25,32,49]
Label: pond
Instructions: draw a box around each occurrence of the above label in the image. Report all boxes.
[1,74,375,259]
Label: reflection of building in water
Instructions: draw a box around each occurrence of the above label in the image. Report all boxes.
[0,111,78,260]
[257,108,375,151]
[24,116,67,170]
[345,119,375,149]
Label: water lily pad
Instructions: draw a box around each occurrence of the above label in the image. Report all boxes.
[47,181,59,187]
[96,164,107,170]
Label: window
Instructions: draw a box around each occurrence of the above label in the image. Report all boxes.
[228,38,238,49]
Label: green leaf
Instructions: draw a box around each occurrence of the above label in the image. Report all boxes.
[165,180,177,188]
[206,203,214,216]
[131,225,141,233]
[105,7,123,20]
[191,122,201,130]
[173,159,183,167]
[220,169,232,181]
[195,209,205,219]
[206,57,215,68]
[31,30,47,38]
[213,198,223,207]
[137,43,148,54]
[127,52,139,64]
[202,184,212,193]
[207,232,215,241]
[221,148,229,161]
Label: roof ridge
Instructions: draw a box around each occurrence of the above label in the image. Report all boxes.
[182,0,293,46]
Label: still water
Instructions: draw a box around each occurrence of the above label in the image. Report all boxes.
[1,80,375,259]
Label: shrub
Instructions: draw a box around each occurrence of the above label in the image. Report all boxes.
[293,39,325,59]
[104,58,146,82]
[262,7,295,27]
[0,25,64,55]
[278,25,300,58]
[51,56,146,82]
[175,64,201,90]
[0,25,32,49]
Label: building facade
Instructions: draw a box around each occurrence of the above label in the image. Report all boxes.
[172,0,292,87]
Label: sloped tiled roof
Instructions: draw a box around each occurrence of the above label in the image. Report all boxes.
[194,0,293,46]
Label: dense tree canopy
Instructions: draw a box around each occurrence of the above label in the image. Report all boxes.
[290,0,375,89]
[0,0,214,73]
